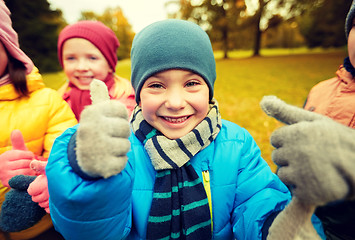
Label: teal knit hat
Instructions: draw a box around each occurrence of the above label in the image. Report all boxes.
[130,19,216,103]
[346,0,355,39]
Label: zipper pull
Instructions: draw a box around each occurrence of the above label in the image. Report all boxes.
[203,170,210,182]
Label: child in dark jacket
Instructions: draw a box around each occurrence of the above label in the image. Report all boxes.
[46,19,325,240]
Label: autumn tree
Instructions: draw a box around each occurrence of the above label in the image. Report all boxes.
[80,7,135,60]
[298,0,351,48]
[168,0,247,59]
[4,0,64,72]
[171,0,345,57]
[244,0,327,56]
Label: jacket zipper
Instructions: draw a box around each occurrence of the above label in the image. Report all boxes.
[202,170,213,232]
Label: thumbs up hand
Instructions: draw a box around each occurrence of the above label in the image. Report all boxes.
[0,130,36,187]
[73,79,131,179]
[261,96,355,240]
[260,96,355,206]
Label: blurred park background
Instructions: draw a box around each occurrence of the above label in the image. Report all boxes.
[3,0,350,171]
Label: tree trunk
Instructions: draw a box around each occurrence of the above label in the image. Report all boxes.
[223,27,229,59]
[253,24,261,56]
[253,0,266,57]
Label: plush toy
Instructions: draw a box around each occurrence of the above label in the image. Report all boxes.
[260,95,355,239]
[0,175,46,232]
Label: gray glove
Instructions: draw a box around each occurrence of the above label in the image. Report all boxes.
[267,198,320,240]
[75,79,131,179]
[260,95,355,206]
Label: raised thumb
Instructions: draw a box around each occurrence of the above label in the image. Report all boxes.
[11,129,28,151]
[90,79,110,105]
[260,95,324,125]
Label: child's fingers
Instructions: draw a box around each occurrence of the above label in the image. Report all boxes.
[30,160,47,174]
[11,130,28,151]
[9,159,33,170]
[90,79,110,105]
[260,95,324,125]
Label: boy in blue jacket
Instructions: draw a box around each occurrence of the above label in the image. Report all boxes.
[46,19,324,240]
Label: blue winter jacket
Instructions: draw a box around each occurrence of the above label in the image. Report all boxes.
[47,120,297,239]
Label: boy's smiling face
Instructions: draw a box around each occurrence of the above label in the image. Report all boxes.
[140,69,210,140]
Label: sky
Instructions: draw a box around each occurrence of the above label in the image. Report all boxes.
[47,0,175,33]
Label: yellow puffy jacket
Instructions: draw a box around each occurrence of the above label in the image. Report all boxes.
[0,67,77,240]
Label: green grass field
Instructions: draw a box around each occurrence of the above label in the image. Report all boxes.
[42,48,347,172]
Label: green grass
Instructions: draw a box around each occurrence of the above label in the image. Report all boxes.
[42,59,133,90]
[42,48,347,172]
[214,47,347,59]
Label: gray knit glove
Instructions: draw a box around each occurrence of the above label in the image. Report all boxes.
[75,79,131,179]
[261,95,355,240]
[260,95,355,206]
[267,198,320,240]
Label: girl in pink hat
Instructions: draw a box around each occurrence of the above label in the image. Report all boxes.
[57,20,136,120]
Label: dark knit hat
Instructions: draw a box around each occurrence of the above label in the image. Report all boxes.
[346,0,355,39]
[57,20,120,70]
[130,19,216,103]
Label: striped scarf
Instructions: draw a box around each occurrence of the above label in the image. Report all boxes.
[130,100,221,240]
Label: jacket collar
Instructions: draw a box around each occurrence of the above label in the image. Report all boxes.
[336,66,355,92]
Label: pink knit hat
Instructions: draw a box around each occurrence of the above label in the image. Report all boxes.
[0,0,33,73]
[57,20,120,71]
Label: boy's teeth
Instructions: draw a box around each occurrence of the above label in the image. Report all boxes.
[164,116,187,123]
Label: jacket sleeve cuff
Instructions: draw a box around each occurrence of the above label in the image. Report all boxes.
[261,210,281,240]
[67,131,101,181]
